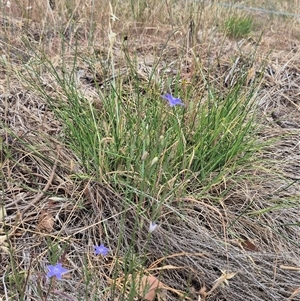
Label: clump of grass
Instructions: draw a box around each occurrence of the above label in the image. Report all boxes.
[224,15,253,39]
[19,36,261,207]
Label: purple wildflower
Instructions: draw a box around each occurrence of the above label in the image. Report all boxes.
[161,93,185,107]
[46,263,69,280]
[94,244,109,256]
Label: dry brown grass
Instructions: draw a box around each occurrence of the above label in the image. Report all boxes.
[1,1,300,300]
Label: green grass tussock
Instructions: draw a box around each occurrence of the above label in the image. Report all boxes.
[20,41,261,202]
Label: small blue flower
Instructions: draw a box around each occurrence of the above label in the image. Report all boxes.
[46,263,69,280]
[161,93,185,107]
[94,244,109,256]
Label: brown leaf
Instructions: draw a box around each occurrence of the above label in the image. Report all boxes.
[241,239,258,251]
[229,238,258,251]
[37,210,54,233]
[133,274,164,301]
[142,275,164,301]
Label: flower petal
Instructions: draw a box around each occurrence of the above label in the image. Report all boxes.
[149,221,158,233]
[161,93,184,107]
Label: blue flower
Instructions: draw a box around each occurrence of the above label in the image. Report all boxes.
[46,263,69,280]
[161,93,185,107]
[94,244,109,256]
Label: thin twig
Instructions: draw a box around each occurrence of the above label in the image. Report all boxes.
[2,270,8,301]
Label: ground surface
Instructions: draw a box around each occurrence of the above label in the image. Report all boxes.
[0,1,300,301]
